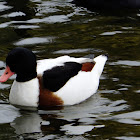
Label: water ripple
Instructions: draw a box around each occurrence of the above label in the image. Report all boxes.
[113,111,140,124]
[109,60,140,67]
[100,31,122,36]
[27,15,70,24]
[2,12,26,18]
[14,37,55,46]
[60,124,94,135]
[0,2,12,12]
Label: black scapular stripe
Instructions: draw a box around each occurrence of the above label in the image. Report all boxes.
[42,62,82,92]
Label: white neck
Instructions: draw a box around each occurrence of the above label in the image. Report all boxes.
[9,78,39,108]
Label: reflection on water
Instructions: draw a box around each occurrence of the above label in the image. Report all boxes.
[0,104,19,124]
[110,60,140,67]
[14,36,55,46]
[11,112,44,134]
[0,0,140,139]
[0,93,130,139]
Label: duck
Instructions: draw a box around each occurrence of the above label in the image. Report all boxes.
[0,47,107,110]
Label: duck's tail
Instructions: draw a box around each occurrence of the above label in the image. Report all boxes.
[93,55,107,77]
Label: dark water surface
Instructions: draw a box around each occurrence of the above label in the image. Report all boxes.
[0,0,140,139]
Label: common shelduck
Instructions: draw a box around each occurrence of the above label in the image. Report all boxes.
[0,47,107,110]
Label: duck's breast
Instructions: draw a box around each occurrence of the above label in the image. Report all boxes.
[9,78,39,108]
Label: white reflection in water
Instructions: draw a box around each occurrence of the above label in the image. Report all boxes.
[0,2,12,12]
[110,60,140,67]
[0,15,69,29]
[39,135,57,140]
[14,25,39,29]
[135,90,140,93]
[11,113,49,134]
[14,37,55,46]
[2,12,26,18]
[0,21,40,29]
[100,31,122,36]
[121,27,133,30]
[53,48,102,54]
[0,83,10,89]
[0,104,20,124]
[53,48,92,54]
[36,0,74,16]
[37,1,61,15]
[28,15,70,23]
[112,111,140,124]
[60,124,94,135]
[0,61,5,68]
[0,21,11,28]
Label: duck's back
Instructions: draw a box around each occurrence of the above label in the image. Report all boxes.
[37,55,107,105]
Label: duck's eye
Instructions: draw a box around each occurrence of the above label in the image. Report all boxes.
[5,72,8,75]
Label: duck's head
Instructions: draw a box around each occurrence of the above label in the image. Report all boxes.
[0,47,37,82]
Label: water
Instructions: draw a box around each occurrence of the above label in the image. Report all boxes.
[0,0,140,139]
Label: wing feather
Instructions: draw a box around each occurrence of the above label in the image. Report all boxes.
[42,62,82,92]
